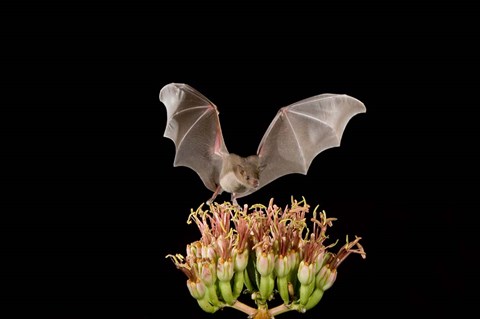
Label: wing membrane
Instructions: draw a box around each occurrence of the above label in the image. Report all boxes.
[160,83,228,192]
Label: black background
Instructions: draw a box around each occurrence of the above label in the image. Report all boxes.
[2,1,479,318]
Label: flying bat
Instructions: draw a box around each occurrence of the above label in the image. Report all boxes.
[159,83,366,205]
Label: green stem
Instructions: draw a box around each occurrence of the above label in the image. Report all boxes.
[304,288,324,310]
[276,276,289,304]
[299,281,315,306]
[233,271,245,298]
[207,284,220,307]
[259,274,274,301]
[197,296,220,313]
[244,267,254,292]
[219,280,234,305]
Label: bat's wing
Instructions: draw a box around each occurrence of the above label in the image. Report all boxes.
[159,83,228,192]
[238,94,366,198]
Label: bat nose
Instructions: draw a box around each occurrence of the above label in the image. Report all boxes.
[252,180,259,188]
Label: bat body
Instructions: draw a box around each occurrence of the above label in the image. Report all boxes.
[160,83,366,205]
[219,153,260,194]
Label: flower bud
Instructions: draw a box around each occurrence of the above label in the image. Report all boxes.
[313,251,325,274]
[187,241,202,259]
[217,258,234,282]
[316,266,337,291]
[201,244,216,260]
[287,250,299,272]
[274,255,289,278]
[186,279,206,299]
[199,260,217,286]
[234,248,249,271]
[256,251,275,277]
[297,260,315,285]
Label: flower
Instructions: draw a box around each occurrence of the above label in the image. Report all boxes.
[166,197,366,318]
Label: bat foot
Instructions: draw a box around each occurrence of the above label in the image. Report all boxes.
[206,197,216,206]
[231,195,240,208]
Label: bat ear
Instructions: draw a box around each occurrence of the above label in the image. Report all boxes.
[246,155,260,166]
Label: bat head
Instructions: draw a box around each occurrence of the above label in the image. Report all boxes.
[238,155,260,189]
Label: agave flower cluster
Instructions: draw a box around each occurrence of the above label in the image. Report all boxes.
[167,198,366,319]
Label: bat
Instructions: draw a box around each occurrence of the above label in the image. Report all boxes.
[159,83,366,205]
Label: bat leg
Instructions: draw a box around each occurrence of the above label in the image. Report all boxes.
[206,185,222,205]
[231,193,240,207]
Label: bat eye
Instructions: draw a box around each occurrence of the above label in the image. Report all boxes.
[246,176,250,181]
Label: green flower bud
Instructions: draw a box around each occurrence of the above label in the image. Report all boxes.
[316,266,337,291]
[297,260,315,285]
[186,279,206,299]
[287,250,299,272]
[202,245,216,260]
[274,255,289,278]
[313,251,325,274]
[234,248,249,271]
[187,241,201,259]
[217,258,234,282]
[200,261,217,286]
[256,251,274,277]
[287,250,300,286]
